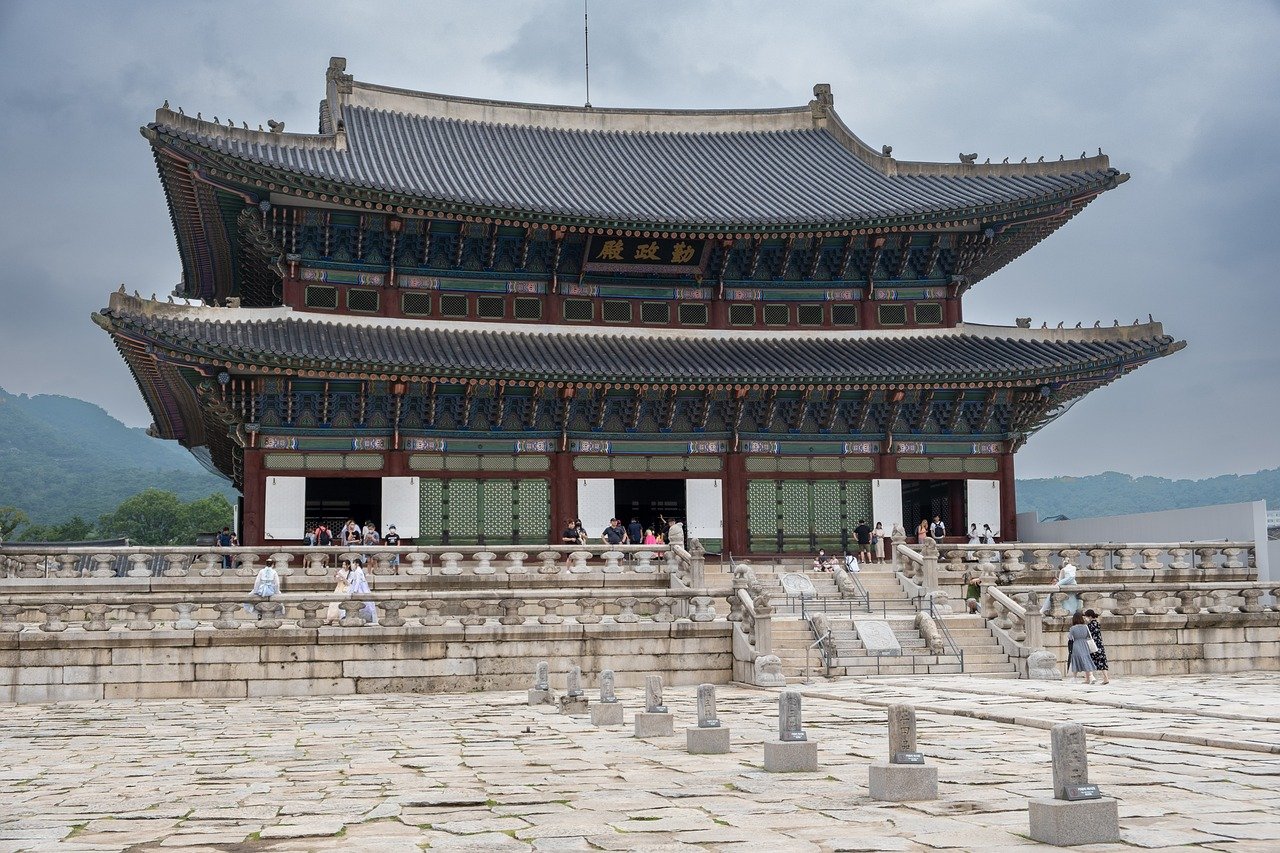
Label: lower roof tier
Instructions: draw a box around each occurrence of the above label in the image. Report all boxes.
[96,293,1181,388]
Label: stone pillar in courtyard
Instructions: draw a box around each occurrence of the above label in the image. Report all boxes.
[528,660,555,706]
[633,675,675,737]
[558,664,589,715]
[1027,722,1119,845]
[686,683,730,754]
[868,704,938,801]
[763,689,817,772]
[590,669,624,726]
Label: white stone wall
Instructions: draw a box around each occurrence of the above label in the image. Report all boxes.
[1016,500,1271,582]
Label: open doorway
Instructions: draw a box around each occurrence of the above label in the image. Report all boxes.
[900,479,962,540]
[614,478,686,539]
[305,477,380,535]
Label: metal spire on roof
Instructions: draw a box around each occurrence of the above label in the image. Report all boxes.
[583,0,592,108]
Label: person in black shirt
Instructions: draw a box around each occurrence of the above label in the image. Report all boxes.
[562,518,581,545]
[602,518,627,546]
[854,519,873,565]
[383,524,400,567]
[627,517,643,545]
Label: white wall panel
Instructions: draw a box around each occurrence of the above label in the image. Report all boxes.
[264,476,306,541]
[965,479,1002,536]
[577,478,615,541]
[871,478,904,531]
[381,476,420,539]
[686,479,723,542]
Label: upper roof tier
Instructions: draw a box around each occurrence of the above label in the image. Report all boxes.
[146,57,1123,233]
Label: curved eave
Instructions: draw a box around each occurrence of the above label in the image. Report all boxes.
[95,301,1184,393]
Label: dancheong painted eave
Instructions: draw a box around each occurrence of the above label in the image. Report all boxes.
[94,293,1183,392]
[144,57,1125,234]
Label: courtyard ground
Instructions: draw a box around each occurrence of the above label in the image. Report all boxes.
[1,673,1278,852]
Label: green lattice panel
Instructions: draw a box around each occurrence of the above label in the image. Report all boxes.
[482,480,515,541]
[516,479,550,541]
[747,480,778,551]
[843,480,873,527]
[446,479,479,541]
[779,480,811,551]
[419,479,444,545]
[812,481,842,537]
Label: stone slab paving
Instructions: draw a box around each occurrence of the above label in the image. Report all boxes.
[0,673,1277,851]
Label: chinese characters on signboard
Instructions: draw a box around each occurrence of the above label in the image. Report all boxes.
[585,236,708,272]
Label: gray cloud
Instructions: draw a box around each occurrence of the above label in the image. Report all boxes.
[0,0,1274,480]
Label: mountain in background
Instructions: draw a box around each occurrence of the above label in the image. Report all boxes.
[1017,469,1279,521]
[0,387,236,524]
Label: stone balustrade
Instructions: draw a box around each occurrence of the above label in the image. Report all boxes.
[0,587,720,634]
[0,544,671,581]
[937,542,1257,584]
[998,581,1280,621]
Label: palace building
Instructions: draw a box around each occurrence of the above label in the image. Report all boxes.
[96,58,1182,552]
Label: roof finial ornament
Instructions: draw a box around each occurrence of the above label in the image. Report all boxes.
[1080,151,1087,159]
[258,124,264,131]
[242,121,248,129]
[1056,321,1064,329]
[810,83,834,121]
[959,153,977,164]
[178,106,184,115]
[1098,147,1104,156]
[1113,319,1119,326]
[1020,157,1027,163]
[196,112,202,121]
[1001,157,1009,164]
[1016,317,1031,328]
[1037,156,1044,162]
[118,283,126,294]
[881,144,893,157]
[1093,320,1101,328]
[162,99,169,110]
[1058,154,1064,161]
[213,116,218,124]
[1148,313,1154,323]
[1133,318,1140,325]
[1041,322,1048,329]
[267,119,285,133]
[227,117,234,127]
[984,158,990,164]
[1074,322,1082,328]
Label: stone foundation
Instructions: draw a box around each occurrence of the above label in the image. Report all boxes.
[1028,797,1120,846]
[1045,612,1280,676]
[633,711,675,737]
[868,763,938,801]
[763,739,817,772]
[590,702,625,726]
[686,725,731,754]
[0,622,731,704]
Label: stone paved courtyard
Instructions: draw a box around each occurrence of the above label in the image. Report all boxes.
[2,674,1278,852]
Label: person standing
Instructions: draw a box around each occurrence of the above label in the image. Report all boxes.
[962,569,982,614]
[967,524,981,546]
[325,560,353,625]
[915,518,930,544]
[853,519,872,565]
[347,559,376,624]
[930,515,946,540]
[602,518,627,546]
[1066,611,1097,684]
[627,517,643,546]
[1084,609,1111,684]
[217,526,234,568]
[562,518,581,545]
[642,528,658,545]
[872,522,885,563]
[383,524,400,569]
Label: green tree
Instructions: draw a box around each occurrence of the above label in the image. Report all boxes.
[97,489,233,546]
[0,506,30,540]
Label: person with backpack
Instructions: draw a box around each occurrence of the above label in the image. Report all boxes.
[217,526,234,568]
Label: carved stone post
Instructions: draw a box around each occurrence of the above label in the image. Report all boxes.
[0,604,24,633]
[213,602,242,630]
[575,598,602,624]
[54,554,80,579]
[296,601,326,628]
[634,674,674,737]
[499,598,526,625]
[460,599,486,626]
[537,550,561,574]
[1028,722,1118,845]
[686,683,731,754]
[764,690,817,772]
[379,600,407,627]
[83,603,111,632]
[163,554,190,578]
[126,553,152,578]
[419,599,446,627]
[614,597,639,623]
[505,552,528,575]
[440,552,463,575]
[538,598,564,625]
[690,595,715,622]
[869,703,937,801]
[473,551,497,575]
[528,660,555,706]
[38,604,69,632]
[172,602,200,630]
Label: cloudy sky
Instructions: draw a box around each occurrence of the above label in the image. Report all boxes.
[0,1,1275,480]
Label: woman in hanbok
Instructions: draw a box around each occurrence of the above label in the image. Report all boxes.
[325,560,352,625]
[245,562,281,618]
[347,559,377,624]
[1041,561,1079,615]
[872,523,885,562]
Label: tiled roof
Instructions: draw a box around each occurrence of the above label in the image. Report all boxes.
[99,305,1180,387]
[150,95,1119,228]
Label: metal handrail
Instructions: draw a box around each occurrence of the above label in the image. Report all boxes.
[928,596,967,672]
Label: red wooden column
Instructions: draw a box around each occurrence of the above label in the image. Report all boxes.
[724,451,749,557]
[999,452,1018,541]
[241,449,265,546]
[549,450,576,543]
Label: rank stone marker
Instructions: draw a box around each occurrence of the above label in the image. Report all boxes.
[763,689,818,772]
[558,664,588,715]
[686,683,731,754]
[868,703,938,801]
[634,674,674,737]
[590,668,624,726]
[527,660,555,706]
[1028,722,1120,846]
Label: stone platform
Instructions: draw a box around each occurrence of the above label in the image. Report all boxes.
[0,673,1277,850]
